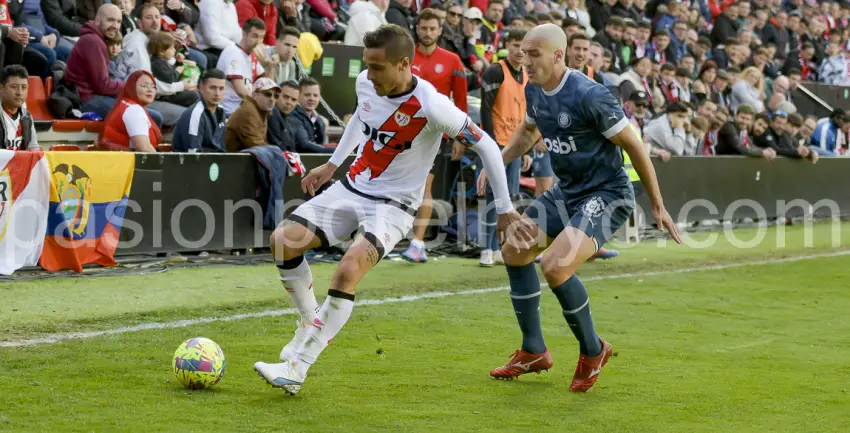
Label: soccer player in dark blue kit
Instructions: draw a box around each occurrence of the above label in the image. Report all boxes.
[489,24,682,392]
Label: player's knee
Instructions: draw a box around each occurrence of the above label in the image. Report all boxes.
[501,245,535,266]
[271,225,310,261]
[332,256,366,289]
[540,252,575,285]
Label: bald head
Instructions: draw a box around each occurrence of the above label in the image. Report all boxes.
[773,75,790,94]
[521,23,568,89]
[526,23,567,55]
[95,4,122,40]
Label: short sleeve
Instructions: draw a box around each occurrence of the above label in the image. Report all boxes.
[222,50,242,78]
[524,85,536,125]
[583,85,628,139]
[123,104,151,138]
[426,91,468,138]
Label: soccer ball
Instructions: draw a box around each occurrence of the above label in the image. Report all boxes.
[173,337,226,389]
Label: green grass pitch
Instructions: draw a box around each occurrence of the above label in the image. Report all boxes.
[1,222,849,432]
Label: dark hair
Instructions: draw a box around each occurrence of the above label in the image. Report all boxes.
[660,63,676,73]
[754,46,768,56]
[736,104,756,116]
[754,112,771,125]
[506,29,527,43]
[608,17,625,28]
[537,13,553,22]
[417,8,441,24]
[568,33,590,47]
[602,48,613,58]
[139,3,159,17]
[363,24,415,63]
[148,31,174,57]
[653,30,670,39]
[666,102,688,114]
[786,68,802,77]
[561,17,580,29]
[801,42,815,51]
[788,112,804,126]
[243,17,266,33]
[697,36,712,47]
[299,76,320,89]
[724,37,740,46]
[430,2,446,11]
[0,65,27,85]
[200,68,226,84]
[637,21,652,30]
[281,80,301,91]
[549,11,563,21]
[525,15,539,25]
[675,67,690,77]
[278,25,301,41]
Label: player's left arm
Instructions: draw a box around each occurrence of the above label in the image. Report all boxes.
[430,95,513,214]
[585,86,682,243]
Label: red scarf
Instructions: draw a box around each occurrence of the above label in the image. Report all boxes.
[0,0,11,27]
[739,129,750,148]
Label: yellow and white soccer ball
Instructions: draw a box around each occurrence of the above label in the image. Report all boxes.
[173,337,226,389]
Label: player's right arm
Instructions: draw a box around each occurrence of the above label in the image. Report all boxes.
[500,119,539,164]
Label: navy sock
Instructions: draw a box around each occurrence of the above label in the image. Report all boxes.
[551,275,602,356]
[506,263,547,354]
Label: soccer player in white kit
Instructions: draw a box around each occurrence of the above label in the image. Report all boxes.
[254,24,519,396]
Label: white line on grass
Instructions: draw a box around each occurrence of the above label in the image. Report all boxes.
[2,250,848,348]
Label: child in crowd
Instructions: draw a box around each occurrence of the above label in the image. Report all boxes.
[148,31,199,107]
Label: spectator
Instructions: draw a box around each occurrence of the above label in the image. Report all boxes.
[196,0,242,61]
[799,114,816,144]
[385,0,416,37]
[173,68,228,152]
[730,66,765,112]
[20,0,74,78]
[669,21,689,63]
[235,0,278,47]
[623,90,650,142]
[224,77,279,152]
[217,17,266,115]
[266,80,298,151]
[761,110,818,162]
[715,103,776,158]
[612,0,642,23]
[149,31,201,107]
[690,116,709,152]
[644,101,694,156]
[290,77,330,151]
[132,0,207,69]
[696,98,718,119]
[674,66,692,103]
[41,0,87,37]
[117,5,191,124]
[345,0,388,46]
[713,68,731,108]
[693,61,718,103]
[66,4,163,125]
[272,26,300,84]
[0,66,39,150]
[785,42,817,80]
[818,40,849,85]
[96,70,162,152]
[711,4,739,46]
[655,63,678,109]
[413,9,467,113]
[617,55,655,107]
[568,34,605,84]
[646,30,675,65]
[593,16,625,71]
[107,33,125,78]
[633,21,651,58]
[810,108,847,156]
[563,0,593,37]
[117,0,138,37]
[477,1,505,64]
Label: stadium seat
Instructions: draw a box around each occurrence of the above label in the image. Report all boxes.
[50,144,81,151]
[86,121,104,133]
[45,76,53,97]
[33,120,52,132]
[52,119,89,132]
[157,144,172,152]
[26,76,52,121]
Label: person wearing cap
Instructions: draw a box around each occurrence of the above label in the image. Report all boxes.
[623,90,650,142]
[810,108,848,156]
[224,77,280,152]
[712,68,731,108]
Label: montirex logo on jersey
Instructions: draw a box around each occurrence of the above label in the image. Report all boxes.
[348,97,427,181]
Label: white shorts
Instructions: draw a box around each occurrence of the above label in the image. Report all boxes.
[288,179,416,258]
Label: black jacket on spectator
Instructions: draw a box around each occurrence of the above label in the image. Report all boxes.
[711,47,730,69]
[611,2,642,23]
[289,105,334,153]
[150,57,201,107]
[385,0,415,37]
[41,0,83,36]
[121,14,138,38]
[711,14,739,46]
[587,0,611,36]
[754,126,803,158]
[716,121,764,156]
[267,106,296,152]
[172,99,227,153]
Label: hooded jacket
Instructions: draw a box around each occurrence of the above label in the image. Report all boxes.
[344,1,386,47]
[236,0,278,46]
[65,21,124,102]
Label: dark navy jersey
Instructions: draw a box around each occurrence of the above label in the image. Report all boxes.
[525,69,630,198]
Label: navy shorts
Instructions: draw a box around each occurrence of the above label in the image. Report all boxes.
[531,150,553,177]
[525,185,635,251]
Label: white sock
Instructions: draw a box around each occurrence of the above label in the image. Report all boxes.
[277,256,319,324]
[295,290,355,375]
[410,238,425,249]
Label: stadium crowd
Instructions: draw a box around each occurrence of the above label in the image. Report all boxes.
[0,0,847,157]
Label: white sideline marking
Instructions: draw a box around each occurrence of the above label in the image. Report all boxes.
[1,250,848,348]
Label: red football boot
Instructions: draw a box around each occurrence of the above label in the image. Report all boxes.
[569,339,613,392]
[490,349,553,379]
